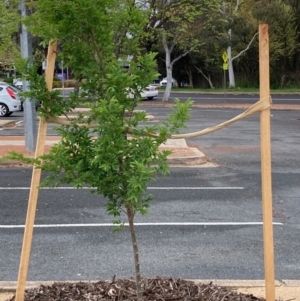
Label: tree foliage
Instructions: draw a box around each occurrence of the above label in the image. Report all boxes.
[252,0,299,87]
[3,0,300,88]
[0,0,20,71]
[146,0,223,99]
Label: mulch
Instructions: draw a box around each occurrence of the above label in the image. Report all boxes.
[6,277,266,301]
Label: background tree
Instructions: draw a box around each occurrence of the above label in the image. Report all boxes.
[286,0,300,84]
[252,0,299,88]
[149,0,222,101]
[220,0,258,88]
[185,8,226,89]
[0,0,20,74]
[18,1,192,301]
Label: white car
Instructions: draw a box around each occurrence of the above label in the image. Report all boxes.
[128,85,158,100]
[140,85,158,100]
[160,77,177,87]
[0,83,22,117]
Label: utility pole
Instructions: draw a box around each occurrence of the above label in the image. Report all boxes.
[20,1,37,152]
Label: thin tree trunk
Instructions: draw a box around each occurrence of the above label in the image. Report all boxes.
[185,65,193,88]
[229,31,258,88]
[161,30,191,101]
[74,78,82,95]
[228,44,235,88]
[126,206,142,301]
[162,44,172,102]
[195,66,214,88]
[227,28,235,88]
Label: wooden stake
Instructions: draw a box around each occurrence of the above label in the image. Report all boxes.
[15,40,57,301]
[259,24,275,301]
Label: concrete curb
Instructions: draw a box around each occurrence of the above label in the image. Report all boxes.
[163,147,207,165]
[1,279,299,292]
[0,138,207,167]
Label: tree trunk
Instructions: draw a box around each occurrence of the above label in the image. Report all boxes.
[162,48,173,102]
[74,80,80,95]
[161,30,191,100]
[227,29,235,89]
[195,66,214,89]
[207,74,214,89]
[185,65,193,88]
[227,30,258,89]
[126,206,142,301]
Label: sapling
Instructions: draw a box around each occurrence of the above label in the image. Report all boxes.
[12,1,193,300]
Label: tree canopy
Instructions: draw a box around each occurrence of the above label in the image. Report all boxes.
[0,0,20,71]
[2,0,300,88]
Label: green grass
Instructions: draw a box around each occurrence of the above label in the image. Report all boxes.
[157,86,300,93]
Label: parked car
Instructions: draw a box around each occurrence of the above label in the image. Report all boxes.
[160,77,177,87]
[0,82,22,117]
[128,85,158,100]
[140,85,158,100]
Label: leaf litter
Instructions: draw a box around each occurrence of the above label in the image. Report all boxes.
[6,277,267,301]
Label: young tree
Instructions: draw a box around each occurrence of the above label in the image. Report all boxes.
[18,1,192,300]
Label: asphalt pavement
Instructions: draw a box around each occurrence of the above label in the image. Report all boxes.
[0,95,299,299]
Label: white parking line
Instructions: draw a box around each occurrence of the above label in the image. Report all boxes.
[15,120,24,125]
[0,186,244,190]
[0,222,283,228]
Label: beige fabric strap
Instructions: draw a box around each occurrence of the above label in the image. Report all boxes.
[47,115,97,128]
[46,96,271,138]
[168,96,272,139]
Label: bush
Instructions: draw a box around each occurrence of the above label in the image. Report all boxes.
[4,77,14,84]
[63,80,76,87]
[52,81,62,88]
[52,79,77,88]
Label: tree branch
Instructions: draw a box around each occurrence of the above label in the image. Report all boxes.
[232,32,258,61]
[171,50,191,66]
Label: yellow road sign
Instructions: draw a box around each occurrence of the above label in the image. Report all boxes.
[222,51,228,63]
[223,63,228,70]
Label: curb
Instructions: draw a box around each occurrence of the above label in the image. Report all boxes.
[1,279,299,292]
[162,147,207,165]
[0,138,207,167]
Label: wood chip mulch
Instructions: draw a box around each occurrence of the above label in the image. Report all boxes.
[7,277,266,301]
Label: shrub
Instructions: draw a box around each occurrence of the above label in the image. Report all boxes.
[4,77,14,84]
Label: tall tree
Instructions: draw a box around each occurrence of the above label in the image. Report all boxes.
[0,0,20,72]
[148,0,222,101]
[252,0,299,87]
[220,0,258,88]
[285,0,300,83]
[158,4,199,101]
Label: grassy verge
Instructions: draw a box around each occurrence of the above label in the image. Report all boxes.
[157,86,300,93]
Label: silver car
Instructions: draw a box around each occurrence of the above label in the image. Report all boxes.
[0,82,22,117]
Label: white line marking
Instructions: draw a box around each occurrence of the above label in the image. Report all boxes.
[0,186,244,190]
[0,222,283,228]
[148,187,244,190]
[15,120,24,125]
